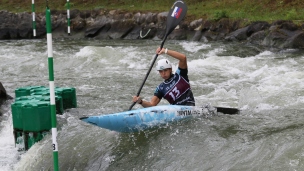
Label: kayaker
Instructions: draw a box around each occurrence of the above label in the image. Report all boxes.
[132,47,195,107]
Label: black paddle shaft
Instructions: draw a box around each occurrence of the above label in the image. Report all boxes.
[129,1,188,110]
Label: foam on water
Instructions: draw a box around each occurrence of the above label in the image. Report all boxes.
[185,46,304,111]
[0,112,20,171]
[179,41,211,53]
[75,46,96,57]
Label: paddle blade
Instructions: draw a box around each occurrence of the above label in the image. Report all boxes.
[165,1,188,36]
[215,107,240,115]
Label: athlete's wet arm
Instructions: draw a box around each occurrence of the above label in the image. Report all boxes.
[156,47,187,69]
[140,96,160,107]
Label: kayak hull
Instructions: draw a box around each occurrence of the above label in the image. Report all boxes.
[80,105,220,133]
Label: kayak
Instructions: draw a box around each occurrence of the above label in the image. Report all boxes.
[80,105,239,133]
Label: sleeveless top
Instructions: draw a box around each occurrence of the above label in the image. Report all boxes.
[154,67,195,106]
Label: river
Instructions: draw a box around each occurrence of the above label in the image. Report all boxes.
[1,38,304,171]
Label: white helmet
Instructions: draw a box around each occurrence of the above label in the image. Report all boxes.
[156,59,172,71]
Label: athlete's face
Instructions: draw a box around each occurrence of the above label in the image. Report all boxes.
[158,68,172,80]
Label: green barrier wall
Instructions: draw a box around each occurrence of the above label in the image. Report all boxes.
[11,85,77,151]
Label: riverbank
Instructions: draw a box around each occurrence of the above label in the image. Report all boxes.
[2,0,304,22]
[1,1,304,49]
[0,9,304,49]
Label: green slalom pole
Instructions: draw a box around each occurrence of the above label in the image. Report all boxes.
[32,0,36,37]
[46,5,59,171]
[67,0,71,35]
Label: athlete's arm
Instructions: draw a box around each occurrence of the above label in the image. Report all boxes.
[156,47,187,69]
[132,95,160,107]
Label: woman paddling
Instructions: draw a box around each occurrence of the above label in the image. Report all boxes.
[132,47,195,107]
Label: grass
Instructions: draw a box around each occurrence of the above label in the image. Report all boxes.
[1,0,304,23]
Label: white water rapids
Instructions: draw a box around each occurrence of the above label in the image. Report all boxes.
[1,39,304,170]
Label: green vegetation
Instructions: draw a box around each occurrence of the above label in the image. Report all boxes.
[1,0,304,22]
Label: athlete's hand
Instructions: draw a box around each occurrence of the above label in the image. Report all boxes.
[156,47,165,55]
[132,96,142,104]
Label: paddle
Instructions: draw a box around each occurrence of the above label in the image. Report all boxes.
[129,0,188,110]
[215,107,240,115]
